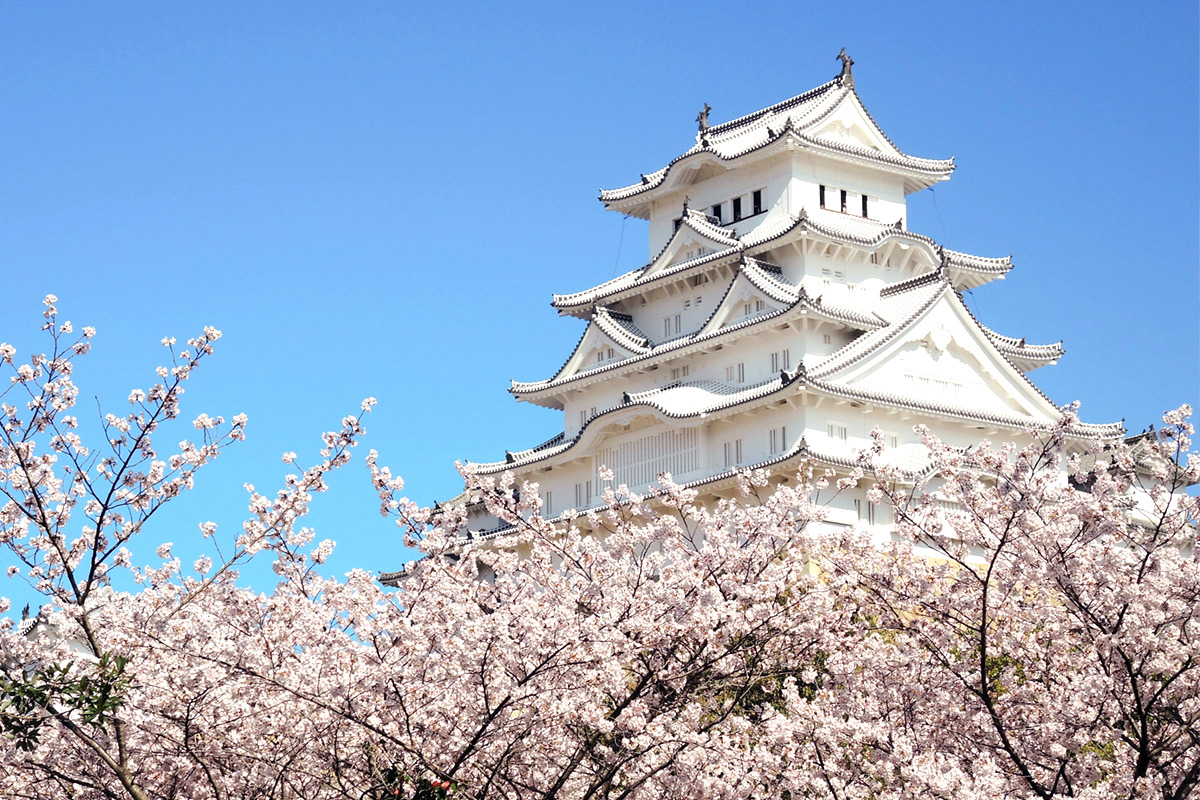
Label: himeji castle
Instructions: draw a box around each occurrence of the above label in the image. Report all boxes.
[446,52,1124,541]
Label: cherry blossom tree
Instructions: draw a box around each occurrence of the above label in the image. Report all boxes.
[844,407,1200,800]
[0,297,1196,799]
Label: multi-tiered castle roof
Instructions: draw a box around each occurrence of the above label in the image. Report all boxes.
[443,53,1123,542]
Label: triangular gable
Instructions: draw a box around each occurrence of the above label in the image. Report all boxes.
[696,269,790,337]
[822,288,1062,423]
[552,322,643,383]
[641,213,740,281]
[803,91,903,158]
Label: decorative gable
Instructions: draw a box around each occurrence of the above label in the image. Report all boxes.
[641,211,740,281]
[807,93,902,158]
[697,270,789,336]
[823,289,1062,424]
[551,323,642,384]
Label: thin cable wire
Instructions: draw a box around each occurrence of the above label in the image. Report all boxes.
[611,215,630,278]
[929,186,949,242]
[928,186,980,316]
[926,185,984,316]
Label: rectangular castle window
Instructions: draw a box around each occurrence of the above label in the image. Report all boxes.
[821,268,846,288]
[732,197,743,221]
[723,439,743,469]
[769,426,787,455]
[770,349,791,372]
[711,203,723,222]
[752,189,763,215]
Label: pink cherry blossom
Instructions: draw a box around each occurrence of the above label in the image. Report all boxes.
[0,298,1196,800]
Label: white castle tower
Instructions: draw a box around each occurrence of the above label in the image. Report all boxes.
[444,53,1123,541]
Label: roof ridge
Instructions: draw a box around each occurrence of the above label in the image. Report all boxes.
[704,80,842,137]
[811,278,948,378]
[806,375,1122,439]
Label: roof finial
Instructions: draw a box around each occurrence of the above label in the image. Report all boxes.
[696,103,712,146]
[836,48,854,88]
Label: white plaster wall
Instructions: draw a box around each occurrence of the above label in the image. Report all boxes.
[786,155,908,226]
[562,324,819,435]
[618,273,723,345]
[646,155,794,256]
[516,390,1053,539]
[840,299,1056,423]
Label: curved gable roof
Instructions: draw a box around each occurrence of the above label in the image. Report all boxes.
[600,78,954,212]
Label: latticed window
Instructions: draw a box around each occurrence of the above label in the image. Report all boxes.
[595,429,700,490]
[723,439,743,469]
[820,184,871,218]
[855,498,877,524]
[770,349,791,372]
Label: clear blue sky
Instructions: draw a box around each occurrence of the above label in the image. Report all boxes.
[1,2,1196,598]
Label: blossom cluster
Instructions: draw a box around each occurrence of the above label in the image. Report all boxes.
[0,299,1197,800]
